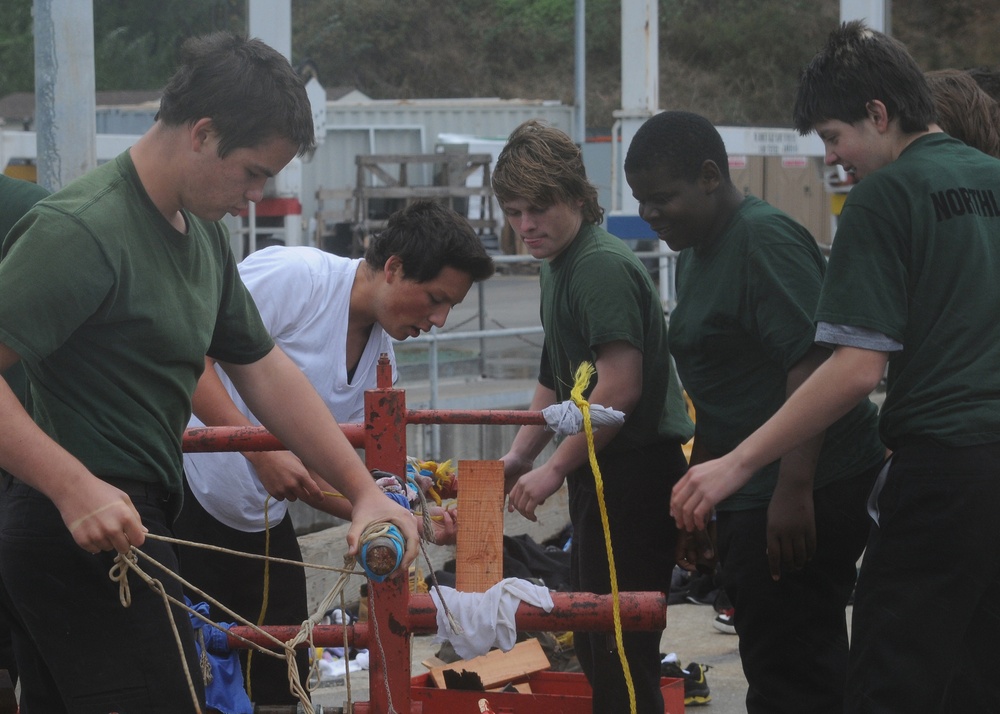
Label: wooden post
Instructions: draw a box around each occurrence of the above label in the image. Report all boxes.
[454,460,505,592]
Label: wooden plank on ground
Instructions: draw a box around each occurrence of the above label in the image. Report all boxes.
[455,459,505,592]
[428,637,550,690]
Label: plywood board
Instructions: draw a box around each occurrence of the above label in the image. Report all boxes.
[428,637,550,690]
[455,459,505,592]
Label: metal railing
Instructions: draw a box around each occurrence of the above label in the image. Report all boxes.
[394,249,678,457]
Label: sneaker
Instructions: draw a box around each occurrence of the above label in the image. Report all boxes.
[712,587,732,613]
[713,607,736,635]
[660,653,712,706]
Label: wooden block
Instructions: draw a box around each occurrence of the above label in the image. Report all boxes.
[421,655,449,670]
[455,460,505,593]
[428,637,550,690]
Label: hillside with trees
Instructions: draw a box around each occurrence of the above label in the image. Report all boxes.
[2,0,999,131]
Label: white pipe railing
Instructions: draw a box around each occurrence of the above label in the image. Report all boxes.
[395,251,677,458]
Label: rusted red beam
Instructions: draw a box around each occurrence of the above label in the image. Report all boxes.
[182,424,365,452]
[407,591,667,633]
[405,409,547,426]
[181,412,544,454]
[226,591,666,649]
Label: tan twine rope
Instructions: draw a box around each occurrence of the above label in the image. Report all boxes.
[112,514,461,714]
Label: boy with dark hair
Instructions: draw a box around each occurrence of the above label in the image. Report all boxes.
[0,32,417,712]
[671,21,1000,711]
[625,110,884,713]
[493,120,694,714]
[176,200,493,703]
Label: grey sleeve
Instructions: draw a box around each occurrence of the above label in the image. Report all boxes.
[815,321,903,352]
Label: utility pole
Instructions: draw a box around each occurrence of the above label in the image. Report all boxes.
[33,0,97,191]
[840,0,890,33]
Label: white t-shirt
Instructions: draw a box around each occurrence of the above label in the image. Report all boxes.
[183,246,397,531]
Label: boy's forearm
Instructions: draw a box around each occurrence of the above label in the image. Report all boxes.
[734,346,886,476]
[221,348,379,503]
[505,382,558,464]
[774,345,830,488]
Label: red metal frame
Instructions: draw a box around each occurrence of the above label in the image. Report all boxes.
[184,356,668,713]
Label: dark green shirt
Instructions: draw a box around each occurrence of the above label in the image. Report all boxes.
[0,174,50,402]
[0,151,273,492]
[670,197,883,510]
[539,223,693,453]
[818,133,1000,448]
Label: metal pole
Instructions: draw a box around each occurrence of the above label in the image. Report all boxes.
[840,0,890,33]
[429,330,441,459]
[33,0,97,191]
[574,0,587,144]
[478,280,487,377]
[228,590,667,647]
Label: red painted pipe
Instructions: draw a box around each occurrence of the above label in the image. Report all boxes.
[182,409,545,454]
[182,424,365,452]
[226,591,666,649]
[405,409,547,426]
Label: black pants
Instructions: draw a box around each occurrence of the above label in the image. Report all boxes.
[847,440,1000,713]
[717,461,880,714]
[173,478,310,705]
[0,475,204,713]
[568,440,686,714]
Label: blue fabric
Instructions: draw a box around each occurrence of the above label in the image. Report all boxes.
[384,491,410,510]
[187,599,253,714]
[359,523,405,582]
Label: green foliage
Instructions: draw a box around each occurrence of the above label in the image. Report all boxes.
[0,0,246,94]
[3,0,1000,129]
[0,0,35,96]
[92,0,245,90]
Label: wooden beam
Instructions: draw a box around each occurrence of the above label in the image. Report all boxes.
[455,460,505,592]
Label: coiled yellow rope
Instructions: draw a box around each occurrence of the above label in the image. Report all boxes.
[570,361,636,714]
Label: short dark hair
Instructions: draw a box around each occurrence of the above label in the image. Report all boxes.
[926,69,1000,159]
[624,111,731,183]
[492,120,604,225]
[793,21,935,135]
[157,32,315,158]
[364,201,495,283]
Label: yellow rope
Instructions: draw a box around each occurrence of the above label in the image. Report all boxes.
[245,495,275,701]
[570,361,636,714]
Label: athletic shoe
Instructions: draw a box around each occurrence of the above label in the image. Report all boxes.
[660,653,712,706]
[713,607,736,635]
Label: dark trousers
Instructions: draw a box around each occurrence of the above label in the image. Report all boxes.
[173,478,310,705]
[0,476,205,714]
[847,440,1000,713]
[716,461,880,714]
[569,440,686,714]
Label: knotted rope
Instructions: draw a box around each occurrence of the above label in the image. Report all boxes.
[111,501,462,714]
[111,522,395,714]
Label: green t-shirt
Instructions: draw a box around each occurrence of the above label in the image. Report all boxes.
[539,223,693,453]
[670,197,883,510]
[0,174,49,241]
[0,151,274,492]
[818,133,1000,448]
[0,174,50,402]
